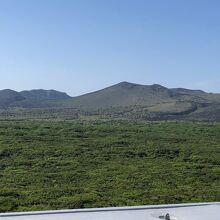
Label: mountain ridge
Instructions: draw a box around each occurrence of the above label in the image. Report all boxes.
[0,89,71,108]
[0,82,219,121]
[20,89,71,100]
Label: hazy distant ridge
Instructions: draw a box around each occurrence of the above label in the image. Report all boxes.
[0,89,71,108]
[0,82,219,121]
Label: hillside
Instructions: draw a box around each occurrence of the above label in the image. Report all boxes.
[79,82,174,107]
[69,81,220,108]
[67,82,174,109]
[0,89,71,108]
[0,82,220,121]
[0,89,25,107]
[63,82,220,121]
[20,89,70,100]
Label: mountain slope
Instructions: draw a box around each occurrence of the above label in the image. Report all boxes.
[66,82,175,109]
[0,89,25,107]
[0,82,220,121]
[20,89,70,100]
[66,81,220,109]
[0,89,71,108]
[64,82,220,121]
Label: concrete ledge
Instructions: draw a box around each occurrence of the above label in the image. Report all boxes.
[1,202,220,220]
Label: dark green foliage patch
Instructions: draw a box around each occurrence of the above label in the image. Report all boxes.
[0,120,220,212]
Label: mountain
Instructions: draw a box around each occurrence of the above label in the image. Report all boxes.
[68,82,175,109]
[67,81,220,109]
[20,89,70,100]
[0,82,220,121]
[62,81,219,121]
[0,89,25,107]
[0,89,71,108]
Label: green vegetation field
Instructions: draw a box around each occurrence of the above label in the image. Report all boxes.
[0,120,220,212]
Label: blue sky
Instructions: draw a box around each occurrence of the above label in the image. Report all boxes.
[0,0,219,96]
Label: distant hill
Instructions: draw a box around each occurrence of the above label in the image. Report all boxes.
[0,82,220,121]
[0,89,71,108]
[20,89,70,100]
[0,89,25,107]
[68,82,219,108]
[68,82,175,109]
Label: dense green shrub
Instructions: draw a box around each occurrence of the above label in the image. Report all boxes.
[0,120,220,212]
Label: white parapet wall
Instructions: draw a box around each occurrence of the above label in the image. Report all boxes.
[0,202,220,220]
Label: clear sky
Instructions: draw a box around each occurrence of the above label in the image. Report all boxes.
[0,0,219,96]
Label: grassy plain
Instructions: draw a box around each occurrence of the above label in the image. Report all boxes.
[0,120,220,212]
